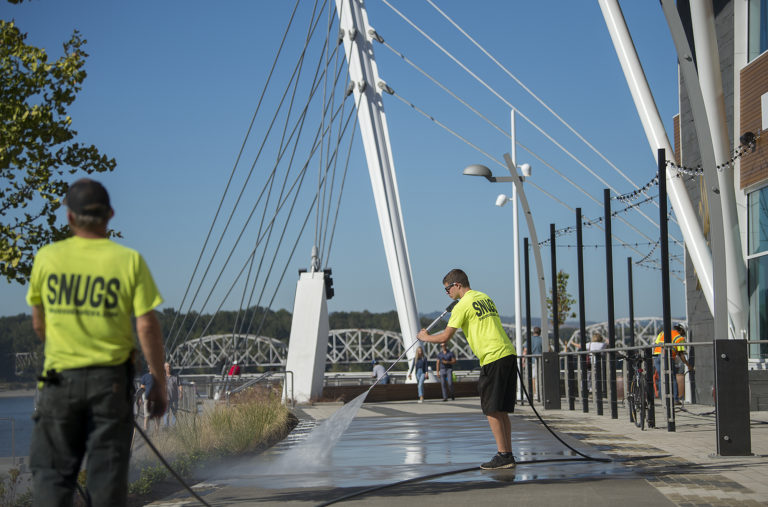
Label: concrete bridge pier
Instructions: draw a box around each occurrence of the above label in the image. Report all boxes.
[283,270,330,404]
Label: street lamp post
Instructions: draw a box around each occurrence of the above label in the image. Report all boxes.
[494,165,532,399]
[464,156,560,408]
[462,159,549,350]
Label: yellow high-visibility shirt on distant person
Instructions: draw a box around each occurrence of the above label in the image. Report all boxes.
[26,236,163,373]
[447,289,516,366]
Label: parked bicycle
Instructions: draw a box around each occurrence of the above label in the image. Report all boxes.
[624,351,652,430]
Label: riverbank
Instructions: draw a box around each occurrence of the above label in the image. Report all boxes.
[0,381,37,398]
[1,385,296,505]
[0,389,35,398]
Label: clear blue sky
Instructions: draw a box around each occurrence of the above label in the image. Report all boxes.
[2,1,687,326]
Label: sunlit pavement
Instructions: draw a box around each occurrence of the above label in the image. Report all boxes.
[142,395,768,506]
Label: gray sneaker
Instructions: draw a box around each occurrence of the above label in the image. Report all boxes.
[480,453,516,470]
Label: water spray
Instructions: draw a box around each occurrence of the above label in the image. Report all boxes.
[274,301,458,471]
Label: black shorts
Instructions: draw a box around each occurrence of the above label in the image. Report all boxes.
[478,354,518,415]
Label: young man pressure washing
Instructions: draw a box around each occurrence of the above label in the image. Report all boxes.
[417,268,518,470]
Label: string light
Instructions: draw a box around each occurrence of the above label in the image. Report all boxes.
[667,129,762,175]
[538,195,657,246]
[528,241,658,249]
[614,175,659,203]
[634,260,684,275]
[612,129,763,201]
[635,240,660,264]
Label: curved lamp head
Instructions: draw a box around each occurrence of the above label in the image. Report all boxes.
[495,194,509,207]
[520,163,532,178]
[462,164,494,181]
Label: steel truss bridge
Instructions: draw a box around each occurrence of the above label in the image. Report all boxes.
[167,329,477,370]
[15,317,681,372]
[14,352,38,376]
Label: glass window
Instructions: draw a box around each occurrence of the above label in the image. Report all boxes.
[748,256,768,359]
[748,186,768,359]
[749,0,768,62]
[748,186,768,255]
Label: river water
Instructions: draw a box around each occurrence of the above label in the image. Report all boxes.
[0,395,35,458]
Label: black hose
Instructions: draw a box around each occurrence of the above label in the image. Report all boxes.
[315,457,592,507]
[315,357,611,506]
[132,421,212,507]
[515,362,611,463]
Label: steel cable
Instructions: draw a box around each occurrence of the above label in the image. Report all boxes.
[423,0,665,209]
[379,0,681,243]
[245,103,359,339]
[165,0,304,346]
[378,37,683,251]
[167,15,341,353]
[387,89,659,264]
[181,96,353,348]
[167,0,328,352]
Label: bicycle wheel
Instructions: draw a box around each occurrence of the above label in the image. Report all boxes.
[628,377,639,426]
[637,375,647,430]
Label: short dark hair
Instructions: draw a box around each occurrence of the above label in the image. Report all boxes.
[533,326,541,335]
[70,212,109,231]
[443,268,469,287]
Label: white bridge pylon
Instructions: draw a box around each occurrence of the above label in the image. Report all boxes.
[335,0,421,360]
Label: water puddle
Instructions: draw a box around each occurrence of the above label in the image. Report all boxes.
[209,411,628,490]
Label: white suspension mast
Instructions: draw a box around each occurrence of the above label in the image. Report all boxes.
[689,2,747,339]
[598,0,716,316]
[335,0,421,356]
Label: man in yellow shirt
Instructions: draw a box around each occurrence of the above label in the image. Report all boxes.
[418,269,517,470]
[26,178,167,506]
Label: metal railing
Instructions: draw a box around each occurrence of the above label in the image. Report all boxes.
[519,339,768,432]
[322,370,480,386]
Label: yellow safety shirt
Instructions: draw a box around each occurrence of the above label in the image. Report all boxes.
[26,236,162,373]
[447,290,515,366]
[652,329,685,358]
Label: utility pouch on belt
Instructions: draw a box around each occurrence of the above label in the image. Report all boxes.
[37,369,61,386]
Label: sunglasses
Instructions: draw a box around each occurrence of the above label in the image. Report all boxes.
[444,283,455,293]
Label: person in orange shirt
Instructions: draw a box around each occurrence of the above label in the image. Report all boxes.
[653,324,693,404]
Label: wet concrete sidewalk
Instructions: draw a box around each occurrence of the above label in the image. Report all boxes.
[148,397,768,506]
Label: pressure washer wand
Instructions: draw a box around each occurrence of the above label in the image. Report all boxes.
[425,300,458,333]
[371,301,458,389]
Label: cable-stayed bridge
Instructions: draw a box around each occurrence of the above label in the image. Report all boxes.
[161,1,702,370]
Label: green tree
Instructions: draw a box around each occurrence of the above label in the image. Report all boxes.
[546,270,577,327]
[1,20,116,283]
